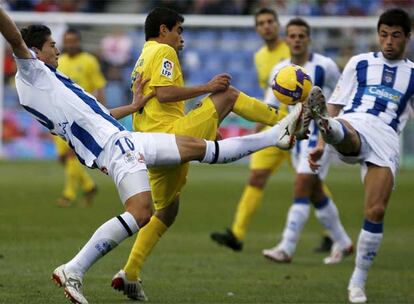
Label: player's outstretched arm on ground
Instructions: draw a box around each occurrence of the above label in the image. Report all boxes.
[110,75,155,119]
[0,7,31,59]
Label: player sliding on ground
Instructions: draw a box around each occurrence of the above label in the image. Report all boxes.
[0,7,305,304]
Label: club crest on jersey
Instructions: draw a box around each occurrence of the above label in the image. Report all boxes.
[161,58,174,79]
[124,151,137,164]
[383,67,395,84]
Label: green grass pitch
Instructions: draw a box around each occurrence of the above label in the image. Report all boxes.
[0,161,413,303]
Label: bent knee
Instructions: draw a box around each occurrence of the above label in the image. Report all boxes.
[248,170,271,188]
[125,194,154,227]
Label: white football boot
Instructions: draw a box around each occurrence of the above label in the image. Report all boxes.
[308,86,334,141]
[111,269,148,301]
[52,264,88,304]
[295,97,312,140]
[276,102,303,150]
[262,245,292,263]
[323,242,354,265]
[348,285,367,303]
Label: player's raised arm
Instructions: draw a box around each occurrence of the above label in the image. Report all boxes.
[110,74,155,119]
[0,7,31,59]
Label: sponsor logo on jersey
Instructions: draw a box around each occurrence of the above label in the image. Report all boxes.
[365,85,402,104]
[161,58,174,79]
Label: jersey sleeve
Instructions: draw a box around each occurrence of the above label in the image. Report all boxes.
[323,58,341,99]
[88,55,106,90]
[149,46,182,88]
[14,50,49,87]
[328,56,357,106]
[263,64,282,108]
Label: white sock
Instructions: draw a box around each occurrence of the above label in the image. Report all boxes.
[201,124,281,164]
[314,197,352,249]
[65,212,139,276]
[324,118,346,144]
[349,220,383,288]
[278,198,311,256]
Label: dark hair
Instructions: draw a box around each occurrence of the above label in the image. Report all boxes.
[64,28,81,40]
[254,7,278,26]
[377,8,412,36]
[145,7,184,41]
[286,18,311,37]
[20,24,51,49]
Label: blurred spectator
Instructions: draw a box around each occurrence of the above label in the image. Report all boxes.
[34,0,58,12]
[148,0,193,13]
[193,0,249,15]
[100,27,133,67]
[4,0,33,11]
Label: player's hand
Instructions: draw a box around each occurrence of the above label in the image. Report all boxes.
[215,130,223,140]
[131,73,155,111]
[308,146,324,172]
[207,73,231,92]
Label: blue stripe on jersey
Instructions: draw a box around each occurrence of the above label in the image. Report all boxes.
[67,139,87,166]
[46,65,125,131]
[71,122,103,157]
[390,68,414,131]
[344,60,368,114]
[22,105,54,130]
[314,65,325,88]
[367,65,398,117]
[307,121,319,148]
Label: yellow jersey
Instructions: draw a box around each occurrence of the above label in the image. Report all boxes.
[131,41,185,133]
[58,52,106,94]
[254,41,290,90]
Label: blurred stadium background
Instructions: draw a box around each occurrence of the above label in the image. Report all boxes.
[1,0,414,165]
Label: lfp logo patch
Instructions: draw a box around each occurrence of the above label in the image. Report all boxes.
[161,58,174,79]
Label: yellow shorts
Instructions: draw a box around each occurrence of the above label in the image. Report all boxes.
[149,97,219,210]
[53,136,71,157]
[249,126,291,171]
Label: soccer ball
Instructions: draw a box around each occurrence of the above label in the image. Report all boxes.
[271,64,313,105]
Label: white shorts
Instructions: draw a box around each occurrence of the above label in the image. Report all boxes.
[335,113,400,181]
[292,121,331,180]
[95,131,180,203]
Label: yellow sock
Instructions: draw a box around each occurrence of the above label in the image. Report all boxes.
[232,92,279,126]
[124,215,168,280]
[231,185,264,241]
[72,158,95,192]
[62,157,79,201]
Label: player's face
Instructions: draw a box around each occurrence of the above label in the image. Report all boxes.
[285,25,310,57]
[255,13,279,42]
[164,22,184,53]
[37,36,60,68]
[378,24,410,60]
[63,32,81,56]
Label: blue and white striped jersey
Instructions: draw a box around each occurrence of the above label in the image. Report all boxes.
[264,53,341,149]
[15,51,125,167]
[329,52,414,134]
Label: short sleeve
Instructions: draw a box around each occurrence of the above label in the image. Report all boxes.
[323,58,341,99]
[14,50,51,88]
[149,46,182,88]
[263,63,283,107]
[328,56,358,106]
